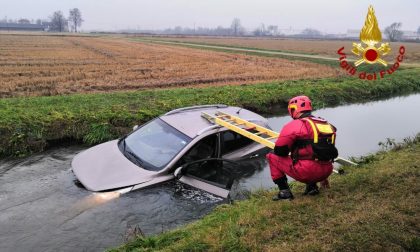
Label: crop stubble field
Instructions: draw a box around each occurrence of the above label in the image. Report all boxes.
[140,35,420,63]
[0,34,339,98]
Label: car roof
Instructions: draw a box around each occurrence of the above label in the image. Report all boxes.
[159,105,267,138]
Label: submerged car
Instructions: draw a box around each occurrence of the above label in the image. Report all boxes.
[72,104,271,198]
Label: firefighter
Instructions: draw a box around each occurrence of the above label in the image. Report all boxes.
[267,95,338,200]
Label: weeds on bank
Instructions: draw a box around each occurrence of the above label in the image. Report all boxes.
[0,68,419,158]
[350,133,420,165]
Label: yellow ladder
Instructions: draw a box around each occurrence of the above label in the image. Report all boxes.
[201,111,356,167]
[202,111,278,149]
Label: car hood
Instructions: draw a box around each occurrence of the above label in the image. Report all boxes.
[72,140,156,191]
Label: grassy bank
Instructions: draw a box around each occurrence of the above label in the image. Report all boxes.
[113,135,420,252]
[1,68,419,158]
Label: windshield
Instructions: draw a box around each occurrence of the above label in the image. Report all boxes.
[121,118,191,171]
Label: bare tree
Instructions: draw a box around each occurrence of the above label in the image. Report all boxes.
[69,8,83,32]
[253,23,267,36]
[417,26,420,35]
[173,26,183,34]
[267,25,278,36]
[18,18,30,24]
[300,28,322,38]
[253,27,263,36]
[384,22,403,42]
[50,11,67,32]
[231,18,242,36]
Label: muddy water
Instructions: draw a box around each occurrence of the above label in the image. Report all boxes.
[1,94,419,251]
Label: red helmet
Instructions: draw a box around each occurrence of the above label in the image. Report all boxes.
[288,95,312,119]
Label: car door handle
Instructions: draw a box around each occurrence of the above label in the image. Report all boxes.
[249,153,259,158]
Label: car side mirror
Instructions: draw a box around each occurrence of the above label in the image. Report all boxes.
[132,125,139,131]
[174,166,184,179]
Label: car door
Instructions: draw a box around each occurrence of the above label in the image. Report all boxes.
[220,130,260,160]
[175,134,237,198]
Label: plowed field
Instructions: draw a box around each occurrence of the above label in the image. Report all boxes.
[0,35,339,97]
[140,36,420,63]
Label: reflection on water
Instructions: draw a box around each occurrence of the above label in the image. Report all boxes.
[0,94,419,251]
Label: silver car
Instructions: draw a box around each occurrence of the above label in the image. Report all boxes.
[72,105,271,198]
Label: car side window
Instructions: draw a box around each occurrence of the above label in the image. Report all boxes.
[183,160,235,189]
[221,131,254,155]
[177,134,218,166]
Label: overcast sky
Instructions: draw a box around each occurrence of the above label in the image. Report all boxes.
[0,0,418,32]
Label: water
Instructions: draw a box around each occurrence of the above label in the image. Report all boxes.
[1,94,419,251]
[0,148,222,251]
[239,93,420,190]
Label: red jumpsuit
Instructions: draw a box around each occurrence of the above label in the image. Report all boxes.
[267,118,333,183]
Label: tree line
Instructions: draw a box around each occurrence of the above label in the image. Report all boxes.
[160,18,282,37]
[0,8,83,32]
[145,18,419,41]
[1,13,418,40]
[50,9,83,32]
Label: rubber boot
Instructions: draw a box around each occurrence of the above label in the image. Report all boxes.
[303,182,319,196]
[272,176,294,201]
[272,189,294,201]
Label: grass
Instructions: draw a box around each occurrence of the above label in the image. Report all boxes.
[112,135,420,252]
[1,68,419,158]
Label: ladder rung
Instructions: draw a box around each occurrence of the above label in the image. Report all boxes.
[202,111,354,167]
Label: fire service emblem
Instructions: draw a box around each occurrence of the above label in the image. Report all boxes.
[352,6,391,66]
[337,5,405,80]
